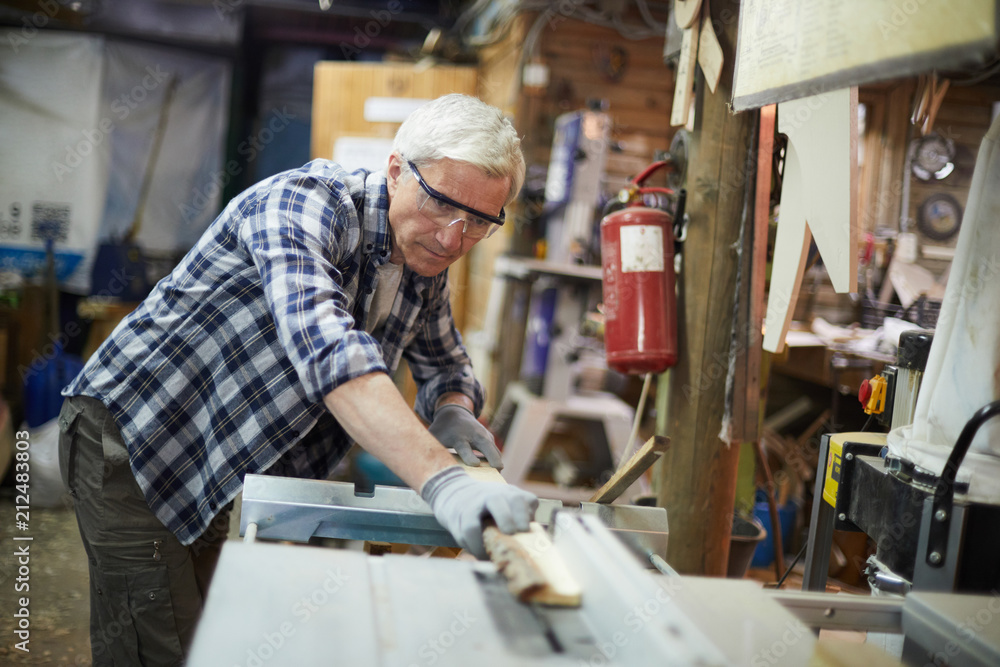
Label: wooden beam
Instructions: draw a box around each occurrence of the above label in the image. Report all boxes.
[655,0,751,577]
[589,436,670,503]
[726,105,773,443]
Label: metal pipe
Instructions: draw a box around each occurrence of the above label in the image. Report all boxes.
[926,400,1000,568]
[768,590,904,633]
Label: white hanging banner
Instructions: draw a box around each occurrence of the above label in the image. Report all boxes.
[0,30,108,292]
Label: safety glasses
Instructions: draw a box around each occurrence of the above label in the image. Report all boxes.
[407,160,505,239]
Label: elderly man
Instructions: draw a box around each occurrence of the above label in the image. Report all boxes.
[59,93,537,665]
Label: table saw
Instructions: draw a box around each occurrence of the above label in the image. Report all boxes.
[187,474,1000,666]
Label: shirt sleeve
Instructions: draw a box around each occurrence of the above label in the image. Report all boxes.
[404,272,485,422]
[237,173,389,403]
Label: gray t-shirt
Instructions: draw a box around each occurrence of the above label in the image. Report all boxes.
[365,261,404,333]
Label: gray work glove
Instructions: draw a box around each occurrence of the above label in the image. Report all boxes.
[428,403,504,469]
[420,466,538,559]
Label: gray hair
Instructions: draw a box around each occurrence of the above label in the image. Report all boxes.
[391,94,525,206]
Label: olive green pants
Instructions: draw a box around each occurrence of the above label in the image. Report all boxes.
[58,396,230,666]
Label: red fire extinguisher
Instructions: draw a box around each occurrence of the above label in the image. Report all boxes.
[601,161,679,375]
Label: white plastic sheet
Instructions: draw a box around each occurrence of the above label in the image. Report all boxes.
[0,31,231,293]
[0,31,108,292]
[99,40,230,255]
[888,114,1000,503]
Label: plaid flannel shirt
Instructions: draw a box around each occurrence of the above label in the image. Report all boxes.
[64,160,484,545]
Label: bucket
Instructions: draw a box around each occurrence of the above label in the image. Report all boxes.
[728,514,767,578]
[751,498,800,568]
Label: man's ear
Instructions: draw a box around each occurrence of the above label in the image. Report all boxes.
[386,153,403,198]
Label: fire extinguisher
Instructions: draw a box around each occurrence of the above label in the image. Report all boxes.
[600,160,681,375]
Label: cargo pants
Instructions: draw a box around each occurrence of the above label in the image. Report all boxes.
[58,396,231,666]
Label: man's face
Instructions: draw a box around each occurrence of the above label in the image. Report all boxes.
[385,154,509,277]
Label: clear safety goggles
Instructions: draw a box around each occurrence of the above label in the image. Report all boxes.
[408,160,505,240]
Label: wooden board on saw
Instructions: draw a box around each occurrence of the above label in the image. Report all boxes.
[483,521,582,607]
[459,458,582,607]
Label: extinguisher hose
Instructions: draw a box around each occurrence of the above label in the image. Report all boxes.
[618,160,677,208]
[635,187,674,197]
[631,160,674,186]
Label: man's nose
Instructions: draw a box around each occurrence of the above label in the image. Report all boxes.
[437,220,465,253]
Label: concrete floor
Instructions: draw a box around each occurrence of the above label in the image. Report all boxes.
[0,490,91,665]
[0,486,246,666]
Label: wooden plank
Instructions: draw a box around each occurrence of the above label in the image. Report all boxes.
[747,105,774,436]
[483,521,582,607]
[544,64,675,92]
[312,62,478,160]
[857,91,885,235]
[674,0,703,28]
[539,77,674,113]
[878,81,914,232]
[727,104,774,443]
[540,47,671,71]
[697,1,724,94]
[656,0,750,577]
[670,14,700,127]
[458,458,507,484]
[589,436,670,503]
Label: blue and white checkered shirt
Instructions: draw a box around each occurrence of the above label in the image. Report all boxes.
[64,160,484,545]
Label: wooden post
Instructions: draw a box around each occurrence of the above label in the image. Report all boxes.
[655,0,754,576]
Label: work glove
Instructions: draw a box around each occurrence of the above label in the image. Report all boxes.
[428,403,504,469]
[420,466,538,559]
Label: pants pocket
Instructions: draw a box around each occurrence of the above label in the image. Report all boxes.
[89,564,190,667]
[57,398,86,493]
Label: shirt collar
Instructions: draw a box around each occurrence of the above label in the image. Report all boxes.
[361,169,393,262]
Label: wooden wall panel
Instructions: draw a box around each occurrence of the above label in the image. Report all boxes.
[311,63,477,160]
[858,81,915,236]
[525,16,676,192]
